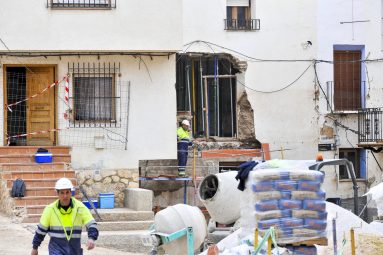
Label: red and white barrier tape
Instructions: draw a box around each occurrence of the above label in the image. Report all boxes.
[6,74,69,112]
[6,127,70,145]
[64,75,69,104]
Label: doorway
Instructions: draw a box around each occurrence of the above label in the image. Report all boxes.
[5,66,56,146]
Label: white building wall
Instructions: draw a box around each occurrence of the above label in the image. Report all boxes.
[183,0,318,160]
[183,0,383,199]
[316,0,383,198]
[0,55,177,169]
[0,0,182,51]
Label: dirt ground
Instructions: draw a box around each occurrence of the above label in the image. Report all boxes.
[0,213,143,255]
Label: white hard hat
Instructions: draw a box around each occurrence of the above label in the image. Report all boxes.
[55,178,74,190]
[181,119,190,126]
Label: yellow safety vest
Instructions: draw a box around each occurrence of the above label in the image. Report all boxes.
[177,127,190,141]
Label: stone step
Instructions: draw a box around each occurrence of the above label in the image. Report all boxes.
[0,154,71,163]
[0,146,71,155]
[0,162,68,172]
[15,187,80,197]
[14,196,57,207]
[2,170,75,180]
[26,205,46,214]
[7,178,77,189]
[97,221,153,231]
[92,208,154,222]
[88,230,152,253]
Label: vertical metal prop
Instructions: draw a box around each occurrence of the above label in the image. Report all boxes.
[267,236,272,255]
[186,63,191,113]
[204,78,209,139]
[254,228,259,251]
[199,59,205,132]
[350,228,356,255]
[333,217,337,255]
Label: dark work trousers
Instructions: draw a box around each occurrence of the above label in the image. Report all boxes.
[177,139,190,172]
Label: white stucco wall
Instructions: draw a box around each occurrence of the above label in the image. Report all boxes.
[183,0,318,160]
[183,0,383,199]
[0,55,177,169]
[0,0,182,51]
[316,0,383,198]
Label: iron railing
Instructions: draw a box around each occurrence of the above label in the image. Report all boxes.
[326,81,366,112]
[68,62,121,128]
[47,0,116,9]
[224,19,260,31]
[358,108,383,143]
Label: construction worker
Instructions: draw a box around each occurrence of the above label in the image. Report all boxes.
[177,119,192,177]
[31,178,99,255]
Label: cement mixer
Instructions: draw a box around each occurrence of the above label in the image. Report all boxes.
[146,204,207,255]
[198,171,243,243]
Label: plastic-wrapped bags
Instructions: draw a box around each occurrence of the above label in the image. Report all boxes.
[248,167,327,244]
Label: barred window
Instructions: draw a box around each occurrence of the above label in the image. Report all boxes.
[49,0,116,9]
[69,62,119,127]
[73,76,114,121]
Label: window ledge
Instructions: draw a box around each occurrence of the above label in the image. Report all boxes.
[339,179,367,183]
[326,110,359,116]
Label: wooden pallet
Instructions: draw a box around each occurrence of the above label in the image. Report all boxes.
[279,237,328,247]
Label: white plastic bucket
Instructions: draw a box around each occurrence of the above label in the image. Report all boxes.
[198,171,242,224]
[154,204,207,255]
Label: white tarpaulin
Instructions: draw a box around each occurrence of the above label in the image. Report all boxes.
[227,0,250,7]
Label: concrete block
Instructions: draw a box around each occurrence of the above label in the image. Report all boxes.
[124,188,153,211]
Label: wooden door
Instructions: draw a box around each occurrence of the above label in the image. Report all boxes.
[334,50,361,111]
[26,67,55,145]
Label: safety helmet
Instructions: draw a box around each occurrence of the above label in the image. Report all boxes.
[181,119,190,126]
[55,178,74,190]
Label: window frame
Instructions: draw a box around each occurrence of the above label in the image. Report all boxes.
[338,148,366,179]
[72,74,117,124]
[48,0,116,9]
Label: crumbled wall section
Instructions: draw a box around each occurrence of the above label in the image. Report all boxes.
[237,91,259,146]
[76,169,139,208]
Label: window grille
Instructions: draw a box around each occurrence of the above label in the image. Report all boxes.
[48,0,116,9]
[68,62,121,128]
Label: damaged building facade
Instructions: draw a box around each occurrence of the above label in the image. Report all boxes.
[181,0,383,220]
[1,0,383,221]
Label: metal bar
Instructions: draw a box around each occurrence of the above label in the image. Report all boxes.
[202,75,236,78]
[186,227,194,255]
[204,78,209,139]
[229,67,234,137]
[199,58,205,133]
[333,218,337,255]
[216,58,220,137]
[125,81,130,150]
[186,62,191,112]
[351,228,356,255]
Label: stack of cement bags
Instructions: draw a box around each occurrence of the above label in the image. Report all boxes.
[250,168,327,244]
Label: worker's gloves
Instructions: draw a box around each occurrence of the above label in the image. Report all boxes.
[87,239,95,250]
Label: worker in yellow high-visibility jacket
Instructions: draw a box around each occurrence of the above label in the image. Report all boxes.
[177,119,192,177]
[31,178,99,255]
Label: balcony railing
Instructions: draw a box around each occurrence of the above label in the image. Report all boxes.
[326,81,366,112]
[358,108,383,144]
[224,19,260,31]
[47,0,116,9]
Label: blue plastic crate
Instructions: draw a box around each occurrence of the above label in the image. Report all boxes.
[35,153,53,163]
[83,199,99,209]
[99,193,115,209]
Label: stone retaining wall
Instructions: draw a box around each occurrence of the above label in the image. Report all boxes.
[76,169,139,208]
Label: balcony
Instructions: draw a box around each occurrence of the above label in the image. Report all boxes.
[358,108,383,147]
[47,0,116,9]
[224,19,260,31]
